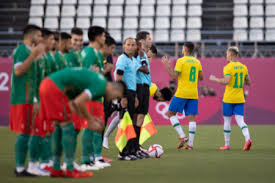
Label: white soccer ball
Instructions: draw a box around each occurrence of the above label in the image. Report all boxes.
[148,144,164,158]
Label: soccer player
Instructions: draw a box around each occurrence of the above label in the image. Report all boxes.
[80,26,109,170]
[147,44,157,63]
[209,46,252,151]
[10,24,45,176]
[162,42,203,150]
[54,32,72,70]
[65,27,83,67]
[39,68,126,178]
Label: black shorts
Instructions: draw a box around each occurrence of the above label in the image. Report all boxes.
[135,84,150,115]
[119,90,136,120]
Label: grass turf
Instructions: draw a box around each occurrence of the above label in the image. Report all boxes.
[0,125,275,183]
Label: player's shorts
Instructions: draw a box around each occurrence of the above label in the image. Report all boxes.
[135,84,150,115]
[168,96,198,115]
[71,113,84,131]
[222,102,244,116]
[39,78,72,123]
[82,101,105,130]
[10,104,33,134]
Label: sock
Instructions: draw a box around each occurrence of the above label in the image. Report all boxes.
[28,135,42,163]
[134,125,141,150]
[169,116,186,138]
[104,113,120,138]
[16,167,24,173]
[45,135,53,162]
[93,131,103,158]
[188,122,196,147]
[73,130,80,155]
[235,115,250,141]
[223,116,232,146]
[52,125,62,170]
[39,137,48,164]
[15,134,29,168]
[61,123,76,171]
[81,128,94,164]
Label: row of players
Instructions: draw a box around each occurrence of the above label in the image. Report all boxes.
[10,25,173,178]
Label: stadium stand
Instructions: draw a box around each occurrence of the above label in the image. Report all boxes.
[0,0,275,57]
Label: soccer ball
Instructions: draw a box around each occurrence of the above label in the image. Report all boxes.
[148,144,164,158]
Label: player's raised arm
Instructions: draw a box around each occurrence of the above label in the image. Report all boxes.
[162,56,180,80]
[245,74,251,86]
[209,74,231,85]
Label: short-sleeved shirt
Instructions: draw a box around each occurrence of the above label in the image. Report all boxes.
[115,53,137,91]
[134,55,143,84]
[174,56,202,99]
[54,51,68,70]
[10,43,36,105]
[81,46,104,72]
[47,52,57,74]
[141,51,151,86]
[149,83,158,97]
[36,54,50,100]
[223,61,248,103]
[65,49,82,67]
[49,68,107,101]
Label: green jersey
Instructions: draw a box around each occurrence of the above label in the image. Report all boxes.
[54,51,68,70]
[65,49,82,67]
[47,52,57,74]
[10,43,36,105]
[81,46,104,72]
[49,68,107,101]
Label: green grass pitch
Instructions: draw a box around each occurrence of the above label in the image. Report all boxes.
[0,125,275,183]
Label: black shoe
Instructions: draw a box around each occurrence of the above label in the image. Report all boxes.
[14,169,37,177]
[118,154,137,161]
[137,150,150,159]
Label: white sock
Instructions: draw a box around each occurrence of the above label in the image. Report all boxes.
[16,166,24,173]
[104,112,120,138]
[170,116,186,138]
[188,122,196,147]
[95,156,102,161]
[28,162,36,169]
[223,116,232,146]
[235,115,250,141]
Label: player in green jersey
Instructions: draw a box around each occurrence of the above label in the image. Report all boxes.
[39,68,126,178]
[10,24,46,177]
[54,32,71,70]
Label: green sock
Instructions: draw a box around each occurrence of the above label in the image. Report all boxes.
[52,125,62,170]
[40,136,50,164]
[46,135,53,161]
[61,123,76,171]
[93,132,103,158]
[15,134,29,167]
[28,135,42,162]
[73,130,80,155]
[81,128,94,164]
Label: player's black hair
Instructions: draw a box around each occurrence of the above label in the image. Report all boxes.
[41,28,54,38]
[184,42,195,54]
[71,27,83,35]
[60,32,72,40]
[88,26,105,42]
[105,35,116,46]
[159,87,173,101]
[23,24,41,36]
[54,31,60,41]
[150,44,158,55]
[136,31,150,41]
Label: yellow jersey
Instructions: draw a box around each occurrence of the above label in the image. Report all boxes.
[174,56,202,99]
[223,61,248,103]
[149,83,158,97]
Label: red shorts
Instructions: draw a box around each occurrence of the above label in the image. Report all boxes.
[10,104,33,134]
[31,114,46,137]
[71,113,84,131]
[82,101,105,130]
[39,78,72,124]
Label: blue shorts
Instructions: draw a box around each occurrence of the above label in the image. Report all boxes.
[168,96,198,115]
[222,102,244,116]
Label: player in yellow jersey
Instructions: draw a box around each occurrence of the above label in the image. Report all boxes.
[162,42,203,150]
[209,46,252,151]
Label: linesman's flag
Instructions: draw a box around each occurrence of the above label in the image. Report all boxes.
[115,112,136,152]
[139,113,158,145]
